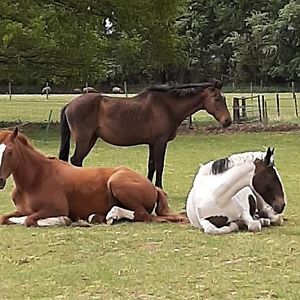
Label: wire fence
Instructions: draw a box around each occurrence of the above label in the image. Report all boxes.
[0,91,299,130]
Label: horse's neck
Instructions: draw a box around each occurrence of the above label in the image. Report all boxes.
[13,144,46,190]
[214,162,255,201]
[166,94,205,123]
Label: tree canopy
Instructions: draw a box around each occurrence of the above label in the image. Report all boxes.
[0,0,299,86]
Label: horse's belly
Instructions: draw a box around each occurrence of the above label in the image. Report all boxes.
[186,187,242,227]
[68,192,111,220]
[96,127,147,146]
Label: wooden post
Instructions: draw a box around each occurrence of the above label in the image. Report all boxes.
[257,95,262,122]
[276,93,280,117]
[233,97,240,123]
[241,97,247,119]
[250,82,253,98]
[264,97,268,123]
[261,95,265,122]
[46,82,49,100]
[124,81,128,98]
[293,93,299,117]
[8,82,12,100]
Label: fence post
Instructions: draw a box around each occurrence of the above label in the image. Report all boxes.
[257,95,262,122]
[8,82,12,100]
[276,94,280,117]
[264,97,268,123]
[46,82,49,100]
[233,97,240,122]
[293,93,299,117]
[241,97,247,119]
[124,81,128,98]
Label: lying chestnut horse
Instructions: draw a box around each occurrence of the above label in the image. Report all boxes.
[0,128,187,227]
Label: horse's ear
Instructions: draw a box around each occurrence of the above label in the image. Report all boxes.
[212,79,223,89]
[10,127,19,142]
[264,147,273,166]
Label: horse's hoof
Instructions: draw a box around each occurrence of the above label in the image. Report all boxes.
[0,215,9,225]
[271,215,284,226]
[106,217,118,225]
[248,220,262,232]
[24,217,38,227]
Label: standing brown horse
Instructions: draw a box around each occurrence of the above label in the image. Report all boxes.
[59,80,232,188]
[0,128,187,227]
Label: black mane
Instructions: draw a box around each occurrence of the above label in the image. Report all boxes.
[211,157,230,175]
[146,82,214,98]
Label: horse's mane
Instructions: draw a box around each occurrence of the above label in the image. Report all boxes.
[0,130,36,151]
[199,151,270,176]
[146,82,214,98]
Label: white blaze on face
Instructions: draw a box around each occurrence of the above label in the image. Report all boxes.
[0,144,6,168]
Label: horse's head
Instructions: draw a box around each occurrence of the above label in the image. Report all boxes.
[203,79,232,128]
[252,147,286,214]
[0,128,20,189]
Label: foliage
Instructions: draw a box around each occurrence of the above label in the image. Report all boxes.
[0,0,300,85]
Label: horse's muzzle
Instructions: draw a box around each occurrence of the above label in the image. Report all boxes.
[221,117,232,128]
[0,178,6,189]
[273,203,285,214]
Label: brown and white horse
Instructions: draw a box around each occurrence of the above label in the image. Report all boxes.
[0,128,187,227]
[186,148,287,234]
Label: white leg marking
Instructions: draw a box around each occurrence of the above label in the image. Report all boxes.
[9,216,71,226]
[106,206,134,225]
[199,219,239,235]
[9,216,27,225]
[259,218,271,227]
[88,214,96,223]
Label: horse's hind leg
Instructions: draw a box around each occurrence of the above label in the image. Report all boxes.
[152,142,167,188]
[107,174,155,222]
[199,219,239,235]
[105,206,135,224]
[147,145,155,182]
[71,134,97,166]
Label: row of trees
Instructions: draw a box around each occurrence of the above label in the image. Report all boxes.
[0,0,299,86]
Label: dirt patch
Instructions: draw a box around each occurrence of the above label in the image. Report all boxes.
[178,122,300,134]
[1,121,300,135]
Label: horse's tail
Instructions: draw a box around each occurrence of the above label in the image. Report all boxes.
[155,188,189,223]
[59,105,71,161]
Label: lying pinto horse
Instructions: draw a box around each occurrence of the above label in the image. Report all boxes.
[0,128,187,227]
[186,148,287,234]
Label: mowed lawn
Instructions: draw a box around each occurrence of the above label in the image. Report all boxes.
[0,128,299,300]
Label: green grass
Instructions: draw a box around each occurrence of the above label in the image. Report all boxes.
[0,128,299,299]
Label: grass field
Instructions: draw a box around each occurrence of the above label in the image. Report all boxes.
[0,127,299,299]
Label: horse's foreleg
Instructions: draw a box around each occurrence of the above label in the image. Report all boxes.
[153,142,167,188]
[71,135,97,167]
[258,208,283,226]
[147,145,155,182]
[0,211,24,225]
[24,205,68,227]
[199,219,239,235]
[241,210,262,232]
